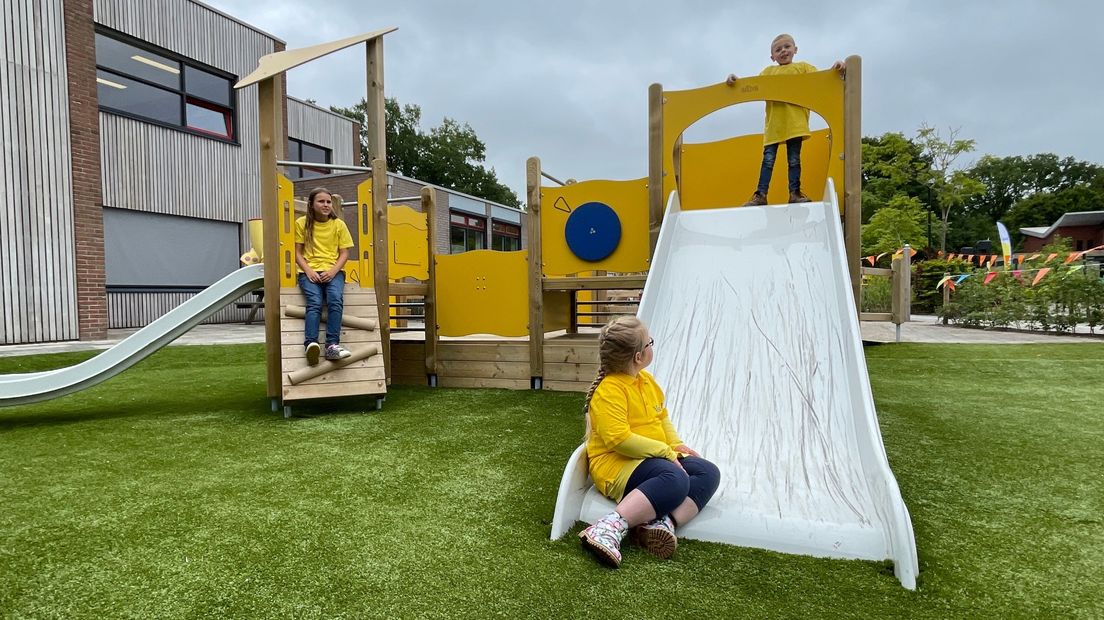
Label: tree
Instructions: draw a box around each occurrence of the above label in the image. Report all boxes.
[963,154,1104,223]
[915,124,985,252]
[330,98,520,207]
[860,195,926,255]
[860,133,930,224]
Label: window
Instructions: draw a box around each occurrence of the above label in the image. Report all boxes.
[286,138,333,179]
[450,212,486,253]
[103,208,240,291]
[1076,240,1085,251]
[95,28,236,142]
[492,221,521,251]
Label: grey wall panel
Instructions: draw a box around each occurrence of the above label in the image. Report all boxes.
[0,0,79,344]
[108,291,254,328]
[287,97,356,166]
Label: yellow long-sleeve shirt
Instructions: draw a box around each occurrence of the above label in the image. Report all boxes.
[585,370,682,501]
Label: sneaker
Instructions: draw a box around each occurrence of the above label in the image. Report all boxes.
[632,515,677,559]
[743,192,768,206]
[325,344,352,361]
[304,342,321,366]
[789,190,811,203]
[579,512,629,568]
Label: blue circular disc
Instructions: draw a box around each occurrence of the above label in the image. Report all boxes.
[565,201,621,262]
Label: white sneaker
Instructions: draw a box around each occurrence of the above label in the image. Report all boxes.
[304,342,321,366]
[325,344,351,361]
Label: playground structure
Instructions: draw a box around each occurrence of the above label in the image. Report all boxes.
[0,30,917,588]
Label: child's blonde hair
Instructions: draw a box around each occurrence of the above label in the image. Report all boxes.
[771,33,795,48]
[302,187,337,252]
[582,316,648,439]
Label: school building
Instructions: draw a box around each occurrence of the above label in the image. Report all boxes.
[1019,211,1104,253]
[1,0,524,346]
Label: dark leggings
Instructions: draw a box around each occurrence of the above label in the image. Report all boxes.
[623,456,721,522]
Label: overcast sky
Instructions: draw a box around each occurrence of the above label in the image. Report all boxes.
[206,0,1103,200]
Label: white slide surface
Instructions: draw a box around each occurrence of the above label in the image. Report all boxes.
[0,264,265,407]
[550,182,918,589]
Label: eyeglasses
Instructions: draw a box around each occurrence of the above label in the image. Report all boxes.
[644,338,654,349]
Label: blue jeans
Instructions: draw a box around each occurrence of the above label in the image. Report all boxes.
[298,271,345,347]
[756,137,803,194]
[624,456,721,519]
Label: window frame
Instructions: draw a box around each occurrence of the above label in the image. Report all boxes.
[94,25,239,145]
[491,220,521,251]
[287,137,334,179]
[449,212,487,253]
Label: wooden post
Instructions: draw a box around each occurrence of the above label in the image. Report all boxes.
[647,83,664,257]
[844,55,863,315]
[365,37,387,165]
[422,186,439,384]
[258,75,284,401]
[526,157,544,388]
[372,159,391,382]
[891,245,913,326]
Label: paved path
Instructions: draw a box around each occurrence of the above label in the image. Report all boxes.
[0,316,1100,359]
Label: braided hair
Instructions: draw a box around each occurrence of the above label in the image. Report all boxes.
[583,315,648,439]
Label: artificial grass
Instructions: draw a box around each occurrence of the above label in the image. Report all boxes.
[0,343,1101,618]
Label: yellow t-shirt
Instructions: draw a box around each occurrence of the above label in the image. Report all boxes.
[295,216,354,272]
[586,370,683,501]
[760,61,817,145]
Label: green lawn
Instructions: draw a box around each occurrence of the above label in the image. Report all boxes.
[1,343,1101,619]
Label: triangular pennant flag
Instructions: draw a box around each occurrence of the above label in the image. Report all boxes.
[865,255,875,266]
[990,254,998,264]
[955,274,970,284]
[1012,270,1023,280]
[983,271,998,285]
[936,275,951,289]
[908,248,917,257]
[1028,253,1040,261]
[948,253,956,260]
[946,279,956,291]
[1064,251,1083,264]
[876,252,889,262]
[1086,245,1104,253]
[1045,253,1058,263]
[936,250,945,257]
[1032,268,1050,286]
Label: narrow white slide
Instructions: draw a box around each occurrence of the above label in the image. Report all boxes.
[0,264,265,407]
[551,181,918,589]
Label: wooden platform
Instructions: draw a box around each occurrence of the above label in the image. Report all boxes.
[280,283,386,403]
[392,332,599,392]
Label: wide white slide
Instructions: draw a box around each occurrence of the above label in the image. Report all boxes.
[550,181,918,589]
[0,264,265,407]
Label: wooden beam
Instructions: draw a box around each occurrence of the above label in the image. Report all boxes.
[542,275,648,291]
[235,28,397,89]
[388,282,428,296]
[259,75,284,401]
[365,37,387,165]
[526,157,544,386]
[372,159,391,382]
[844,55,863,315]
[422,186,439,380]
[647,83,664,256]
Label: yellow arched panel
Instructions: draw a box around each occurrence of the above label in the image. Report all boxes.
[357,179,374,282]
[435,250,528,337]
[277,173,297,287]
[663,70,845,211]
[540,178,650,276]
[388,204,429,281]
[681,128,831,210]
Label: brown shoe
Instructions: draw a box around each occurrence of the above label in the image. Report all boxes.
[743,192,768,206]
[789,191,811,203]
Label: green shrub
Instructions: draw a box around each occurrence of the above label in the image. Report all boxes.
[912,258,971,313]
[861,275,892,313]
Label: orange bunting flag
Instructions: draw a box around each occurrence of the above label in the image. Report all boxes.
[865,255,875,266]
[1088,245,1104,253]
[946,280,956,291]
[948,253,956,260]
[1064,251,1082,265]
[1028,253,1040,261]
[937,250,945,257]
[983,271,998,285]
[1045,253,1058,263]
[876,252,889,262]
[1032,268,1050,286]
[908,248,917,257]
[990,254,998,264]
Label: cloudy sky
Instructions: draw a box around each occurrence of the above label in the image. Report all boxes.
[207,0,1102,199]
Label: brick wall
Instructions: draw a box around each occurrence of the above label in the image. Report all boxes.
[65,0,107,340]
